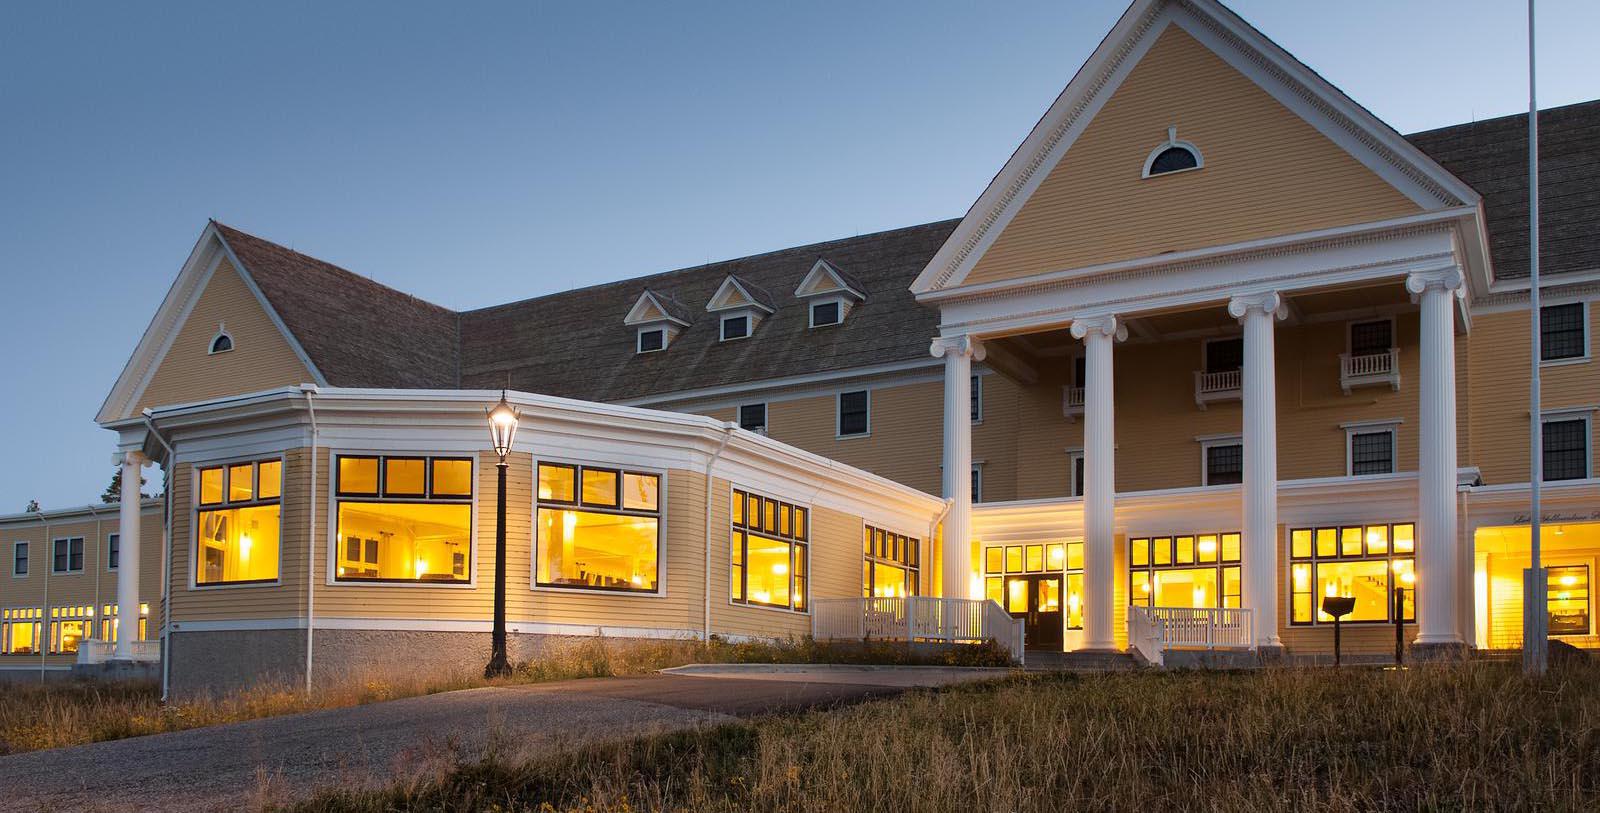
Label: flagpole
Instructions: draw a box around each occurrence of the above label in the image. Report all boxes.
[1523,0,1547,676]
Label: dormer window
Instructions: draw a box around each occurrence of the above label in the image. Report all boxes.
[1143,126,1203,178]
[795,259,866,329]
[637,328,666,353]
[721,314,751,341]
[625,289,691,355]
[810,300,842,328]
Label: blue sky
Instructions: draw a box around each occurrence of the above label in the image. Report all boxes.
[2,0,1596,509]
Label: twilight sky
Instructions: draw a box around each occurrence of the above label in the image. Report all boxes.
[1,0,1596,509]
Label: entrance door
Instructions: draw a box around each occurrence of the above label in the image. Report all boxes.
[1005,574,1064,650]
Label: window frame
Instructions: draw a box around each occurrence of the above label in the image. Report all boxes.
[1127,532,1243,611]
[194,457,286,590]
[837,389,870,439]
[52,537,85,575]
[636,327,667,354]
[809,298,843,328]
[1066,449,1085,498]
[971,463,984,504]
[1141,139,1204,178]
[1288,522,1416,626]
[1,607,43,655]
[862,524,921,599]
[208,328,234,355]
[532,459,665,596]
[720,314,751,342]
[1547,564,1592,636]
[1199,436,1243,487]
[1201,336,1244,374]
[730,487,810,613]
[330,453,478,588]
[737,402,768,435]
[1540,301,1589,365]
[1344,421,1400,477]
[11,541,27,578]
[1347,317,1396,358]
[106,533,120,572]
[1541,413,1592,482]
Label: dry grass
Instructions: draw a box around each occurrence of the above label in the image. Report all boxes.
[298,662,1600,812]
[0,636,1010,756]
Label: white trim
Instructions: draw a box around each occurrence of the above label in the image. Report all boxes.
[1344,421,1400,477]
[1540,412,1593,482]
[795,259,867,301]
[530,458,668,598]
[623,290,692,328]
[836,388,871,439]
[1141,127,1204,178]
[1199,436,1243,487]
[1539,300,1590,366]
[706,276,775,315]
[325,450,480,590]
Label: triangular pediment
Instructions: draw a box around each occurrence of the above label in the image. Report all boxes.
[795,259,867,301]
[706,275,776,314]
[624,289,692,327]
[912,0,1479,296]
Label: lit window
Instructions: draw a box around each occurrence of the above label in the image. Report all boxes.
[537,463,660,592]
[196,460,283,586]
[1,608,43,654]
[738,403,767,434]
[863,526,919,598]
[721,315,750,341]
[983,541,1082,630]
[52,538,84,574]
[100,602,150,644]
[1548,565,1590,635]
[810,301,841,327]
[1543,418,1589,481]
[731,489,808,611]
[1129,532,1242,610]
[335,454,473,584]
[1288,522,1415,625]
[49,606,93,654]
[838,390,869,437]
[637,328,666,354]
[1204,443,1242,486]
[12,542,28,577]
[1541,303,1586,362]
[107,534,119,571]
[1349,430,1395,476]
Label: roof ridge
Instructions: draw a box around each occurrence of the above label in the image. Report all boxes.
[1403,98,1600,138]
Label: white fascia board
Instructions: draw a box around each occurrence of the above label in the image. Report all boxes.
[624,290,692,328]
[706,277,775,314]
[795,259,866,301]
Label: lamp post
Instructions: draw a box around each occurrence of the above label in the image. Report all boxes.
[484,391,520,679]
[1321,591,1356,667]
[1393,568,1415,667]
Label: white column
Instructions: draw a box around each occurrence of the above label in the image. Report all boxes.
[1407,268,1466,647]
[1229,292,1286,650]
[114,450,146,659]
[1070,315,1124,651]
[931,334,985,599]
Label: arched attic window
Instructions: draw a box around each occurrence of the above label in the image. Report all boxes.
[209,325,234,355]
[1142,126,1203,178]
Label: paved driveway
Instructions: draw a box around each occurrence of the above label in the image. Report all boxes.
[0,666,1006,812]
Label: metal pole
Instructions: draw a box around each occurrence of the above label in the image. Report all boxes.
[1394,586,1405,667]
[1333,615,1342,668]
[1523,0,1548,676]
[485,459,511,678]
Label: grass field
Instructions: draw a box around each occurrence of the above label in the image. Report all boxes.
[0,636,1009,755]
[298,662,1600,812]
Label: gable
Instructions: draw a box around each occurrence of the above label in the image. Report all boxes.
[963,24,1422,288]
[134,256,314,414]
[707,276,775,313]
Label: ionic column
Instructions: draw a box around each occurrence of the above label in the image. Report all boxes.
[931,334,985,599]
[1069,315,1124,651]
[1407,268,1466,648]
[114,450,146,659]
[1228,292,1286,650]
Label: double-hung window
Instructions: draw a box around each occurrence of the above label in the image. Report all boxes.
[1542,417,1589,481]
[731,489,808,611]
[863,526,919,598]
[1541,303,1587,362]
[838,390,869,437]
[1289,523,1415,624]
[335,455,473,584]
[1349,320,1393,357]
[52,538,84,574]
[1203,442,1242,486]
[196,459,283,586]
[536,463,660,592]
[1348,428,1396,476]
[12,542,27,577]
[107,534,120,571]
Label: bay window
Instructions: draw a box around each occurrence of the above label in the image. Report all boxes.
[731,489,808,611]
[335,455,473,584]
[196,459,283,586]
[536,463,660,592]
[1289,522,1415,624]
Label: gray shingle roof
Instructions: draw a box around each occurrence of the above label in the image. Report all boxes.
[1405,99,1600,279]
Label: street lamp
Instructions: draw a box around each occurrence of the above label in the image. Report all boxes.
[484,391,520,679]
[1321,584,1356,668]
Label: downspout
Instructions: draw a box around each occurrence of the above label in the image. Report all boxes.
[87,505,101,643]
[302,385,320,694]
[34,509,50,683]
[703,424,735,642]
[143,412,176,701]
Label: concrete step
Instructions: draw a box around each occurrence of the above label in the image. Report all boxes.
[1022,650,1141,672]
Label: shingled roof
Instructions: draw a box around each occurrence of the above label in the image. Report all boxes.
[1405,99,1600,279]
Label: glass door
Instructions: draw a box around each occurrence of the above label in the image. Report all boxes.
[1004,574,1064,651]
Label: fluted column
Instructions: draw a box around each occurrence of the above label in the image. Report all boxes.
[1228,292,1286,650]
[1070,315,1125,651]
[113,450,146,659]
[1407,268,1466,647]
[931,335,985,599]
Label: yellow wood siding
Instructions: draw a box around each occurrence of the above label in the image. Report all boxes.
[965,25,1421,287]
[136,258,313,413]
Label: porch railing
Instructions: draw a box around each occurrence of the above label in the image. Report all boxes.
[812,596,1026,664]
[1339,348,1401,394]
[75,638,160,665]
[1193,369,1241,409]
[1127,606,1254,667]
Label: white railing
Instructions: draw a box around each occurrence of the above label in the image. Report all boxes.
[1339,347,1401,394]
[74,638,160,665]
[1062,385,1085,418]
[1127,606,1254,667]
[813,596,1025,664]
[1192,369,1241,409]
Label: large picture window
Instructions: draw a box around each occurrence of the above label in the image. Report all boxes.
[196,459,283,586]
[536,463,660,592]
[49,605,93,654]
[1289,523,1415,624]
[1,608,42,655]
[731,489,808,611]
[335,455,473,584]
[1129,533,1242,610]
[863,526,919,598]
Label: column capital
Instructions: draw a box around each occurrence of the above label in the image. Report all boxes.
[1227,291,1288,322]
[1069,315,1128,342]
[113,450,149,468]
[929,334,986,362]
[1405,267,1466,301]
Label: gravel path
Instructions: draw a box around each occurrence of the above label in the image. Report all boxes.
[0,669,999,812]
